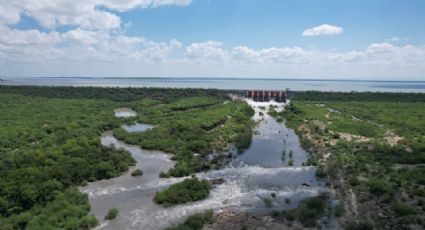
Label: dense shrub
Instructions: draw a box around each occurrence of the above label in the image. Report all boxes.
[131,169,143,177]
[104,208,119,220]
[391,202,416,216]
[280,194,328,227]
[154,177,211,207]
[165,210,213,230]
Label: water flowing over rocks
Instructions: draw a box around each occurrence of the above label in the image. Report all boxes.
[82,101,326,229]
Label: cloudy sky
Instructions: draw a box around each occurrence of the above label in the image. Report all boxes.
[0,0,424,80]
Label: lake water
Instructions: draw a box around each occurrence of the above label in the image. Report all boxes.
[81,101,329,230]
[2,77,425,92]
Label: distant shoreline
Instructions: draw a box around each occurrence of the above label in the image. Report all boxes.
[2,76,425,83]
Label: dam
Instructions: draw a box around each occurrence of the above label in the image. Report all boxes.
[245,89,289,102]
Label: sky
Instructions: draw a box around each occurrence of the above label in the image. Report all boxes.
[0,0,424,80]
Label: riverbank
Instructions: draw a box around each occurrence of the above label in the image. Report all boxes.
[281,97,425,229]
[83,98,333,229]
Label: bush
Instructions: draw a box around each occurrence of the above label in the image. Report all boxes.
[154,177,211,207]
[315,167,327,178]
[165,210,213,230]
[334,203,345,217]
[391,202,416,216]
[263,197,273,207]
[346,220,374,230]
[131,169,143,177]
[105,208,119,220]
[282,195,328,227]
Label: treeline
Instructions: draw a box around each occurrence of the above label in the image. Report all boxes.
[0,85,229,102]
[0,93,135,229]
[293,91,425,102]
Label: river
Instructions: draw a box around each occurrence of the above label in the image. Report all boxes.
[81,99,327,230]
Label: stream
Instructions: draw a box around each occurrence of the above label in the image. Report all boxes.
[81,100,326,230]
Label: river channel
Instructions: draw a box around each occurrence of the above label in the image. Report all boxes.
[81,100,326,230]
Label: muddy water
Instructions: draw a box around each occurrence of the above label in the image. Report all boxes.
[82,102,325,229]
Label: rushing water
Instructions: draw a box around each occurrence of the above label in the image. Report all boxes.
[81,102,326,229]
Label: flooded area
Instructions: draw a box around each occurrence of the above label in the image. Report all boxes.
[82,100,326,230]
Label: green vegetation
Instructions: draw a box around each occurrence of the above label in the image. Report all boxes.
[0,92,135,229]
[274,194,328,227]
[131,169,143,177]
[282,92,425,229]
[0,86,252,229]
[164,210,213,230]
[263,197,273,207]
[315,167,327,178]
[104,208,119,220]
[113,96,254,177]
[154,177,211,207]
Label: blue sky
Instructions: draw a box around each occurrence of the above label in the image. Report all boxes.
[120,0,425,50]
[1,0,425,79]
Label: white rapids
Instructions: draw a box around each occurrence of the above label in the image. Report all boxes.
[82,100,326,230]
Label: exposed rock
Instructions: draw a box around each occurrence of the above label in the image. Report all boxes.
[205,209,290,230]
[209,178,225,185]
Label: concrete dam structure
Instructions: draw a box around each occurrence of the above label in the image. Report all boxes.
[246,90,288,103]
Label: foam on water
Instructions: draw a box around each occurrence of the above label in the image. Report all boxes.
[83,100,327,230]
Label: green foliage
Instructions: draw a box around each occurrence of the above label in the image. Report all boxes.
[315,167,327,178]
[104,208,119,220]
[391,202,416,216]
[280,195,328,227]
[0,93,137,228]
[131,169,143,177]
[164,210,213,230]
[0,85,229,103]
[263,197,273,207]
[154,177,211,207]
[288,159,294,166]
[114,98,254,176]
[0,86,240,228]
[8,188,98,230]
[334,203,345,217]
[346,220,374,230]
[294,91,425,103]
[281,92,425,228]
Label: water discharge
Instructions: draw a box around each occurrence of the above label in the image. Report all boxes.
[82,101,325,230]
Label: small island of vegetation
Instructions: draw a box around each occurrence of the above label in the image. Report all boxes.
[154,177,211,207]
[131,169,143,177]
[104,208,119,220]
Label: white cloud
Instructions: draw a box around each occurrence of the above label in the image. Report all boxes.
[186,41,228,61]
[0,0,191,30]
[302,24,343,37]
[101,0,192,12]
[366,42,396,53]
[0,1,423,80]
